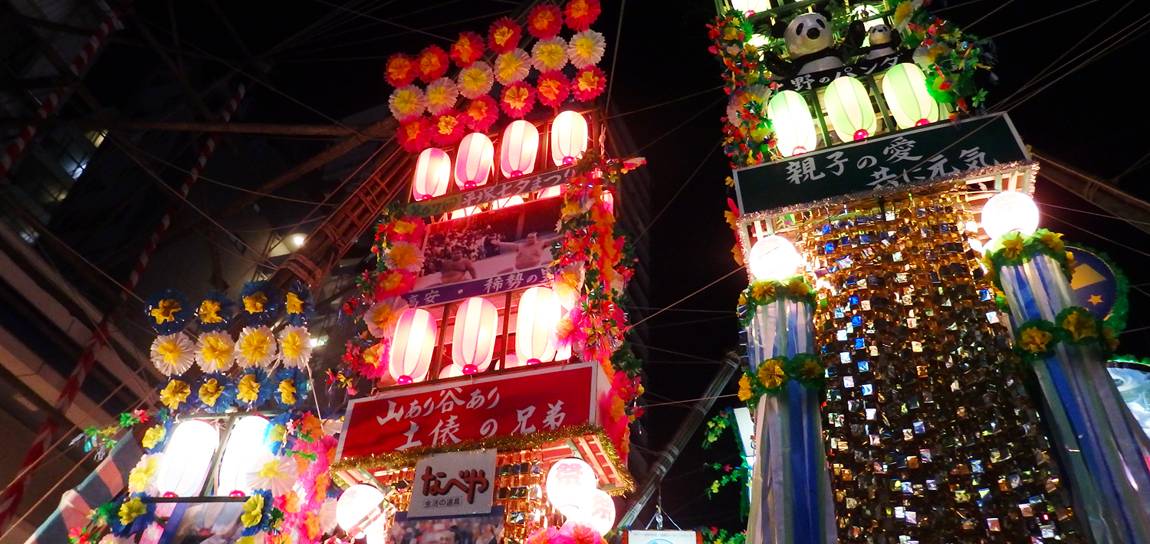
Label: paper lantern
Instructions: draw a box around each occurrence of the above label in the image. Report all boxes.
[389,308,437,384]
[337,484,387,538]
[545,458,597,511]
[153,420,218,496]
[881,63,940,129]
[585,489,616,535]
[767,90,818,157]
[451,297,499,374]
[455,132,494,190]
[981,191,1039,241]
[501,119,540,178]
[730,0,769,14]
[449,206,480,220]
[748,235,802,281]
[215,416,271,495]
[550,110,588,166]
[539,185,563,199]
[412,148,451,201]
[823,76,877,141]
[492,195,525,209]
[516,286,561,365]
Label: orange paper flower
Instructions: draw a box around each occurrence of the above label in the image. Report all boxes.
[463,96,499,132]
[564,0,601,31]
[527,3,563,39]
[536,71,570,108]
[431,109,465,146]
[488,17,522,54]
[450,31,485,68]
[572,65,606,102]
[385,54,416,88]
[397,116,432,153]
[501,81,536,119]
[417,45,449,84]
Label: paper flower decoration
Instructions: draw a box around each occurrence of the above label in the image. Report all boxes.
[146,289,191,335]
[159,378,190,411]
[488,17,522,53]
[150,332,195,376]
[141,421,169,452]
[197,374,235,413]
[386,240,424,272]
[495,48,532,85]
[527,3,564,39]
[196,292,233,332]
[273,369,310,409]
[236,369,270,409]
[240,281,279,324]
[384,217,426,244]
[451,31,485,68]
[388,85,425,122]
[425,77,459,115]
[572,65,607,102]
[279,325,313,368]
[568,30,606,68]
[365,298,408,338]
[128,453,162,494]
[532,38,568,72]
[463,96,499,132]
[385,54,417,87]
[240,490,275,536]
[374,268,417,299]
[112,495,155,537]
[417,45,449,84]
[457,61,494,99]
[565,0,601,31]
[247,455,299,497]
[284,282,311,326]
[501,81,537,119]
[361,341,389,378]
[536,71,571,108]
[397,116,433,153]
[236,326,278,368]
[196,331,235,373]
[431,110,466,146]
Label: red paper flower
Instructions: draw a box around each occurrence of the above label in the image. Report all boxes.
[488,17,522,54]
[536,71,570,108]
[431,109,466,146]
[417,45,449,84]
[527,4,563,40]
[385,54,417,88]
[451,32,485,68]
[397,116,432,153]
[565,0,601,31]
[572,65,607,102]
[462,96,499,133]
[501,81,536,119]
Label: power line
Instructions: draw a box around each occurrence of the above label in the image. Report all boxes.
[635,98,724,155]
[630,266,745,329]
[636,140,721,242]
[304,0,454,42]
[604,0,627,115]
[985,0,1106,40]
[606,86,723,120]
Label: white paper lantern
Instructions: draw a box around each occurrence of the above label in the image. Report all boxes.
[451,297,499,374]
[730,0,769,14]
[881,63,940,129]
[337,484,387,538]
[413,148,451,201]
[449,206,480,220]
[455,132,495,189]
[492,195,526,209]
[980,191,1039,241]
[823,76,877,142]
[545,458,598,512]
[551,111,589,166]
[767,90,818,157]
[748,235,802,281]
[389,308,437,384]
[585,489,617,536]
[501,120,539,178]
[215,416,271,495]
[153,420,218,496]
[516,286,561,365]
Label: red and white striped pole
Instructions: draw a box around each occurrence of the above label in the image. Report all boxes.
[0,82,247,532]
[0,6,126,182]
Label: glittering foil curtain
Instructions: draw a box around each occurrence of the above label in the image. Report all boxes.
[744,298,836,544]
[998,252,1150,542]
[803,186,1083,542]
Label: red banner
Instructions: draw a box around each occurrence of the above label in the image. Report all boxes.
[337,362,599,460]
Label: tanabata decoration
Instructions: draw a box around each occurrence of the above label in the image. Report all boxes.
[431,109,466,146]
[388,85,426,122]
[397,116,433,153]
[145,289,191,335]
[572,65,607,102]
[236,325,278,368]
[893,0,995,111]
[196,373,236,413]
[416,45,450,84]
[501,81,537,118]
[737,354,824,408]
[236,368,271,409]
[451,31,485,68]
[149,332,196,376]
[526,523,608,544]
[564,0,601,32]
[527,3,564,39]
[425,77,459,115]
[284,282,312,326]
[701,409,751,518]
[463,96,499,132]
[196,291,233,331]
[159,378,191,411]
[488,17,522,54]
[532,37,568,72]
[364,298,408,339]
[385,53,417,88]
[457,61,495,99]
[279,325,314,368]
[195,330,235,373]
[273,368,310,409]
[536,71,571,108]
[240,281,279,324]
[737,276,817,325]
[495,48,532,85]
[567,30,605,69]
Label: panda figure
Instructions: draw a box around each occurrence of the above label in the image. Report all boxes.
[863,22,901,60]
[762,7,866,79]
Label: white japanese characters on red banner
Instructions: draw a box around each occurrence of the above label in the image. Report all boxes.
[409,450,498,519]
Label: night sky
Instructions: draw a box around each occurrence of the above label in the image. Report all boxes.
[81,0,1150,533]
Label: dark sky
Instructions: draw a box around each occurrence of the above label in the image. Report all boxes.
[84,0,1150,533]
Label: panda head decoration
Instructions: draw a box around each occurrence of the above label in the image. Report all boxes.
[783,12,834,58]
[867,23,894,47]
[765,5,864,76]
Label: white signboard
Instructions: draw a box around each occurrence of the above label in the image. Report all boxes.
[409,449,497,519]
[628,530,698,544]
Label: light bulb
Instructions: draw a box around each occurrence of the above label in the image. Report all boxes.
[980,191,1039,241]
[747,235,802,281]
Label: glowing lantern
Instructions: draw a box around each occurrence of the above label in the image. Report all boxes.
[881,63,940,129]
[412,148,451,201]
[455,132,494,189]
[585,489,616,535]
[449,206,480,220]
[389,308,437,384]
[451,297,498,374]
[823,76,877,141]
[492,195,525,209]
[515,286,561,365]
[748,235,802,282]
[546,458,598,513]
[500,120,539,178]
[153,420,218,496]
[538,185,563,199]
[215,416,271,495]
[730,0,769,14]
[550,110,588,166]
[337,484,387,538]
[980,191,1039,241]
[767,90,818,157]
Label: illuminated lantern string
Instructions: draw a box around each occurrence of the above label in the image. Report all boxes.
[215,416,270,495]
[881,63,940,129]
[455,132,494,190]
[500,119,539,178]
[153,420,219,496]
[451,297,499,375]
[412,147,451,201]
[550,110,588,166]
[823,76,877,141]
[389,308,437,384]
[516,286,561,365]
[767,90,818,157]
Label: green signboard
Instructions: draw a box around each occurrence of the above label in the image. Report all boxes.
[733,113,1029,215]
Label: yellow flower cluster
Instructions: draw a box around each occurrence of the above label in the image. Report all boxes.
[1019,327,1053,354]
[240,493,265,528]
[141,425,166,450]
[159,379,190,410]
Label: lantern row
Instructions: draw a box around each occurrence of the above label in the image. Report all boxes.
[413,110,589,201]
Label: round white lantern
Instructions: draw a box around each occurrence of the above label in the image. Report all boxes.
[748,235,802,282]
[451,297,498,374]
[980,191,1039,241]
[455,132,494,189]
[730,0,769,15]
[881,63,940,129]
[545,458,598,511]
[501,120,539,178]
[585,489,616,536]
[551,111,589,166]
[336,484,387,538]
[388,308,437,384]
[516,286,561,365]
[823,76,877,142]
[154,420,219,496]
[767,90,818,157]
[215,416,270,496]
[413,148,451,201]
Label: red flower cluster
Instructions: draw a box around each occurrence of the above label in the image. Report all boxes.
[450,32,485,68]
[463,96,499,132]
[535,71,570,108]
[527,3,563,39]
[385,54,416,87]
[564,0,601,31]
[500,81,536,118]
[487,17,522,54]
[397,116,432,153]
[417,45,449,83]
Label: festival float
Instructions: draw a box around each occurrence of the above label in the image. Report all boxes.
[711,0,1150,543]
